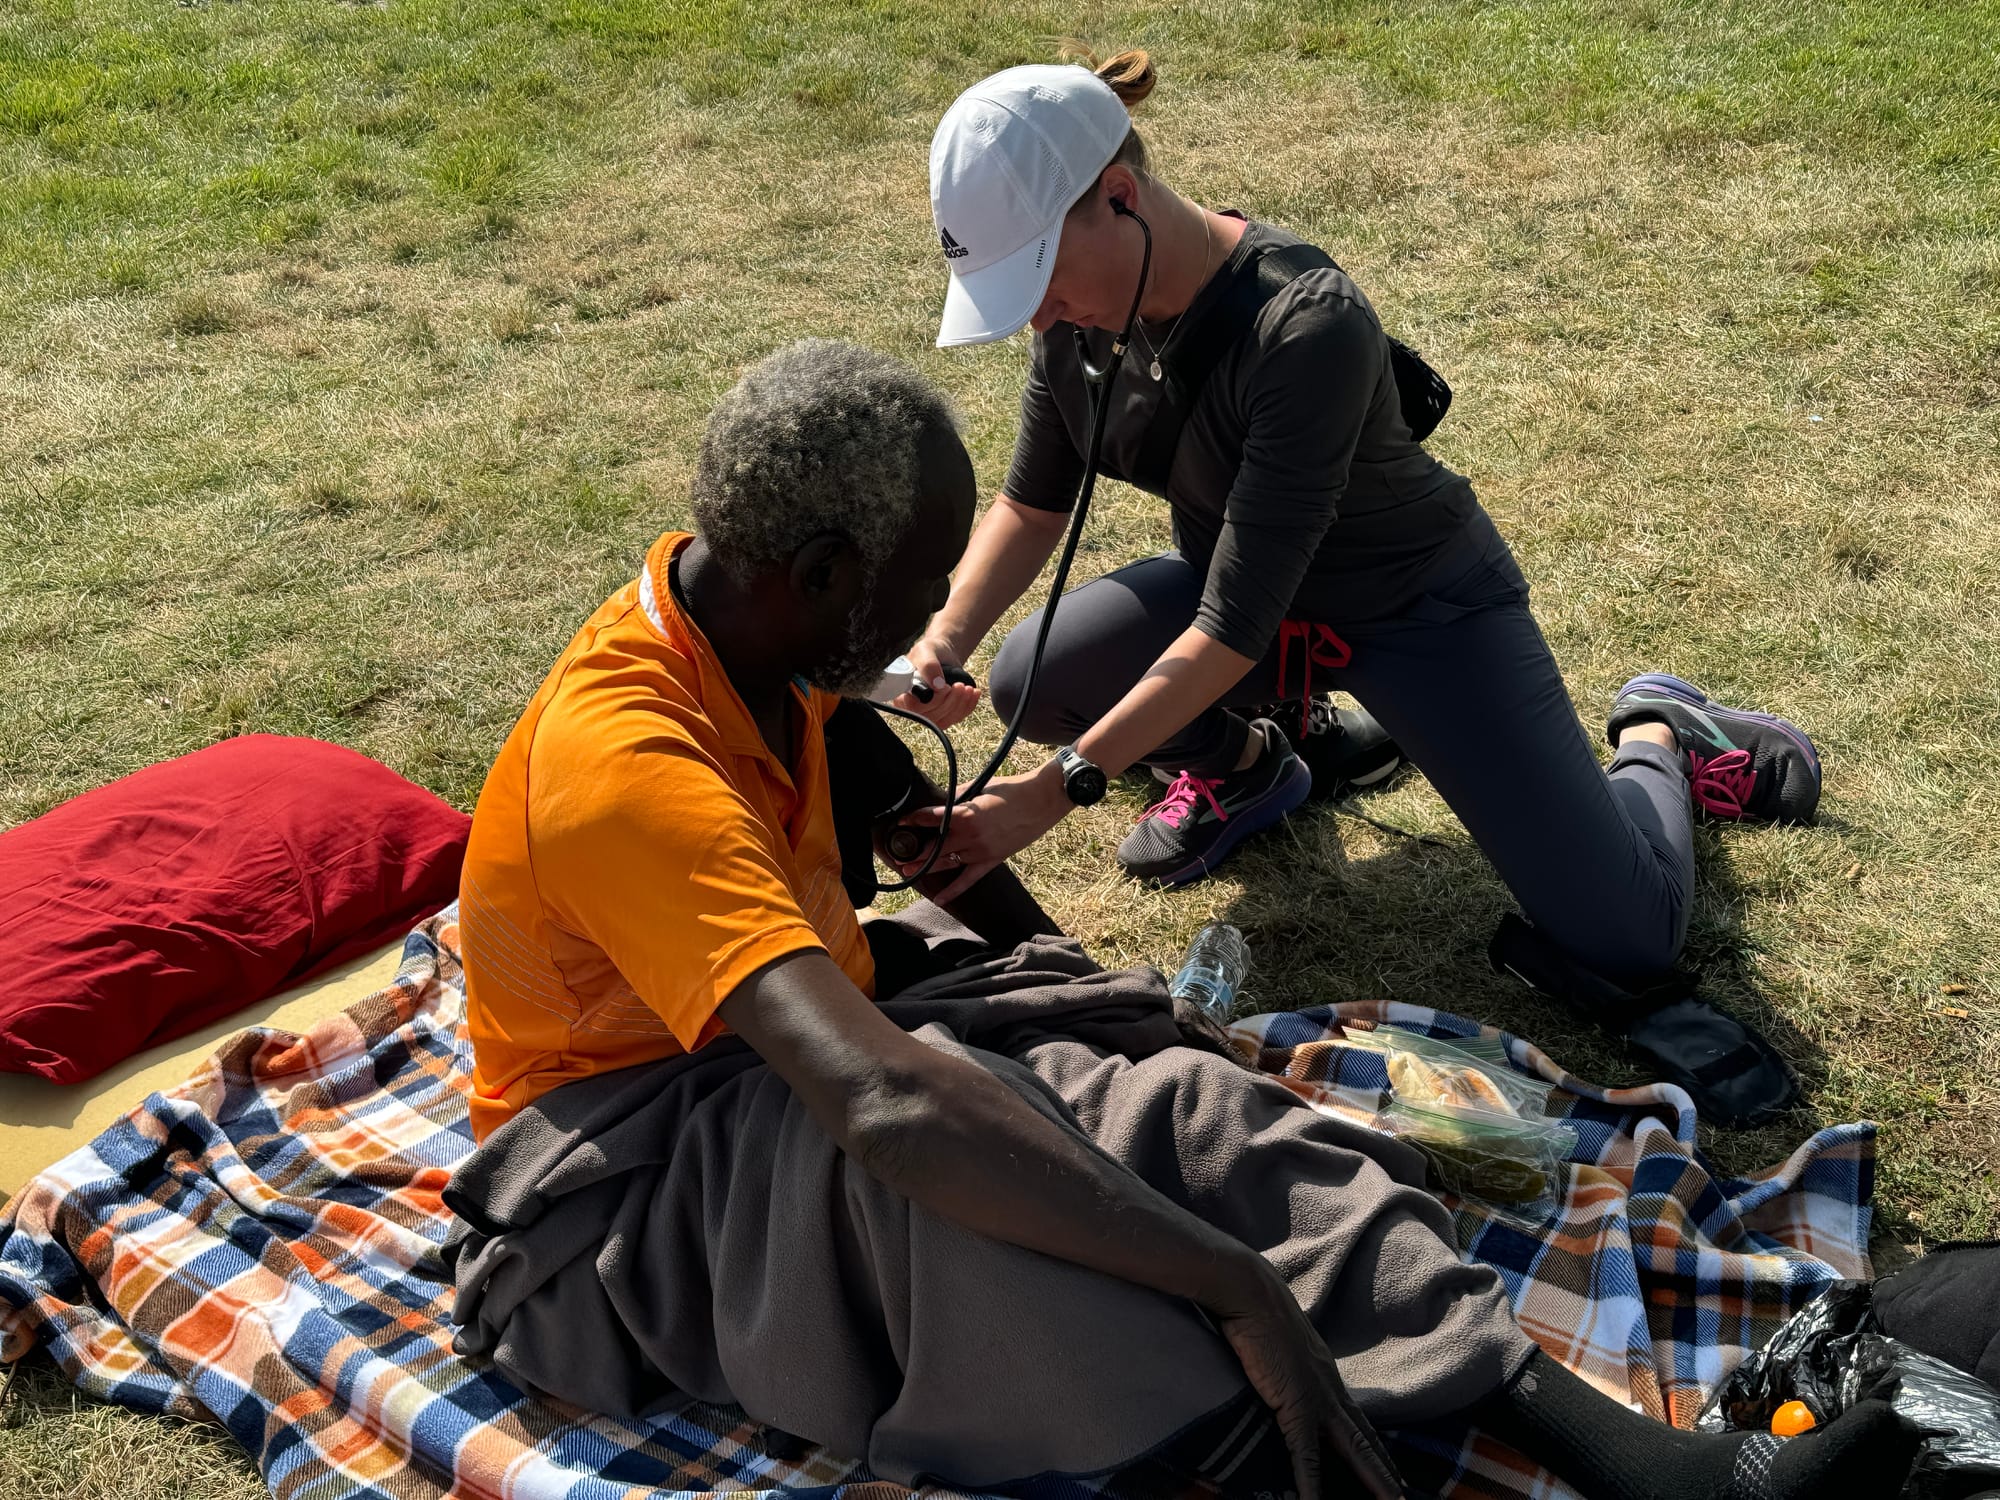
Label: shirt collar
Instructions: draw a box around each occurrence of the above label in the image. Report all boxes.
[639,533,810,770]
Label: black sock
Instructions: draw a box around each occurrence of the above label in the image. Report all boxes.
[1474,1350,1921,1500]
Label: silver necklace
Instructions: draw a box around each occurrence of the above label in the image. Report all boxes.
[1134,211,1215,382]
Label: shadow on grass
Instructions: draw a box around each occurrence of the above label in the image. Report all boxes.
[1207,780,1831,1165]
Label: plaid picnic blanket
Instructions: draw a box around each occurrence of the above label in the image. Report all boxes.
[0,908,1873,1500]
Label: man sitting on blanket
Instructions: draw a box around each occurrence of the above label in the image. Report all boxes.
[449,340,1916,1500]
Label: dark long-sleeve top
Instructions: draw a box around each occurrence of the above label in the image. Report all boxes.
[1002,217,1486,659]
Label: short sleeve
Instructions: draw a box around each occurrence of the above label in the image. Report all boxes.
[530,721,830,1053]
[1194,283,1387,658]
[1000,334,1088,513]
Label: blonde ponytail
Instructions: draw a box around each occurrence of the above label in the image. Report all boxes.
[1057,41,1156,182]
[1057,41,1159,111]
[1095,47,1157,108]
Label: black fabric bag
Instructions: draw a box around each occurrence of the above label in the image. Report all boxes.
[1387,332,1454,443]
[1129,240,1451,496]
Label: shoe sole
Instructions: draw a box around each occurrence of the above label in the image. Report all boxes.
[1347,754,1403,788]
[1617,673,1823,783]
[1303,750,1405,804]
[1146,756,1314,888]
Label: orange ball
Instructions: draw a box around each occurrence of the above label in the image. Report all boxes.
[1771,1399,1818,1436]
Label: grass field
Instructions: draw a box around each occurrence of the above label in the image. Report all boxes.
[3,0,1997,1491]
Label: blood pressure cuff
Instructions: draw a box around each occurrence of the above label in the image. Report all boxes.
[823,698,925,907]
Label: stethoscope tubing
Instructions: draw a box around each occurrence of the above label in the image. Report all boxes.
[875,204,1155,888]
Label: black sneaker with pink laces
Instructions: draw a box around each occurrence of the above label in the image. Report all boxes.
[1117,719,1312,887]
[1606,674,1822,824]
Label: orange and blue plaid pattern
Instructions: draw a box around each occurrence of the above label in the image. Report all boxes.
[0,911,1871,1500]
[1233,1006,1873,1497]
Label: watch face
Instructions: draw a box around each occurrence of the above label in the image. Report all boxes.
[1068,763,1109,806]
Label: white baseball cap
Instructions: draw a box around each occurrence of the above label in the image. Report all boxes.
[929,64,1133,348]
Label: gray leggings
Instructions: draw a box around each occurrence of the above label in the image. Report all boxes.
[987,539,1694,976]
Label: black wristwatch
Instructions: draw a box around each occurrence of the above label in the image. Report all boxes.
[1054,745,1108,807]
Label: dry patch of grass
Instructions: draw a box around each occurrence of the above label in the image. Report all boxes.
[0,1353,267,1500]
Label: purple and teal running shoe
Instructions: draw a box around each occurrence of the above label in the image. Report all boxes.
[1607,674,1822,824]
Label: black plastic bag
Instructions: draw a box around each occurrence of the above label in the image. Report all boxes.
[1699,1280,2000,1498]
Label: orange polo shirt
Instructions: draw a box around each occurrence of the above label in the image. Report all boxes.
[458,530,874,1142]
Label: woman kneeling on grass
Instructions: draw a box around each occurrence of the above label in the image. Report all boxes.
[897,47,1823,1128]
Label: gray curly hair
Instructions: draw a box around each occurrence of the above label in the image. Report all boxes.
[691,340,958,584]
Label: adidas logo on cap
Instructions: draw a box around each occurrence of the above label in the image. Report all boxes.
[939,226,969,260]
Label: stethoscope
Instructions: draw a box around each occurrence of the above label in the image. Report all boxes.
[872,201,1156,890]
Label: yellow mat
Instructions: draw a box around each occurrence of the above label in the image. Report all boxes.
[0,940,408,1202]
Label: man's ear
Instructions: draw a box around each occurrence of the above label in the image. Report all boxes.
[788,532,865,613]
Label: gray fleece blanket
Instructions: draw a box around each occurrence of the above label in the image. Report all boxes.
[443,928,1530,1488]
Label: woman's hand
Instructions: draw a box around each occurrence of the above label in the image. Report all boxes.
[893,634,982,729]
[1212,1267,1408,1500]
[894,762,1069,903]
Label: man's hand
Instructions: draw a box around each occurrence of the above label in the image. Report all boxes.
[1213,1268,1408,1500]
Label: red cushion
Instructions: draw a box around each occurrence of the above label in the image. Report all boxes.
[0,735,470,1084]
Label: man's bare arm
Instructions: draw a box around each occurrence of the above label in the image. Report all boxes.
[720,948,1262,1304]
[715,948,1405,1500]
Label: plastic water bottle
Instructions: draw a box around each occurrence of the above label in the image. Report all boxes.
[1169,923,1250,1024]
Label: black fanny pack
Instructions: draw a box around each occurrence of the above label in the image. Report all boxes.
[1128,240,1451,498]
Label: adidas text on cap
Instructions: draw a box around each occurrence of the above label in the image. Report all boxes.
[929,64,1133,348]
